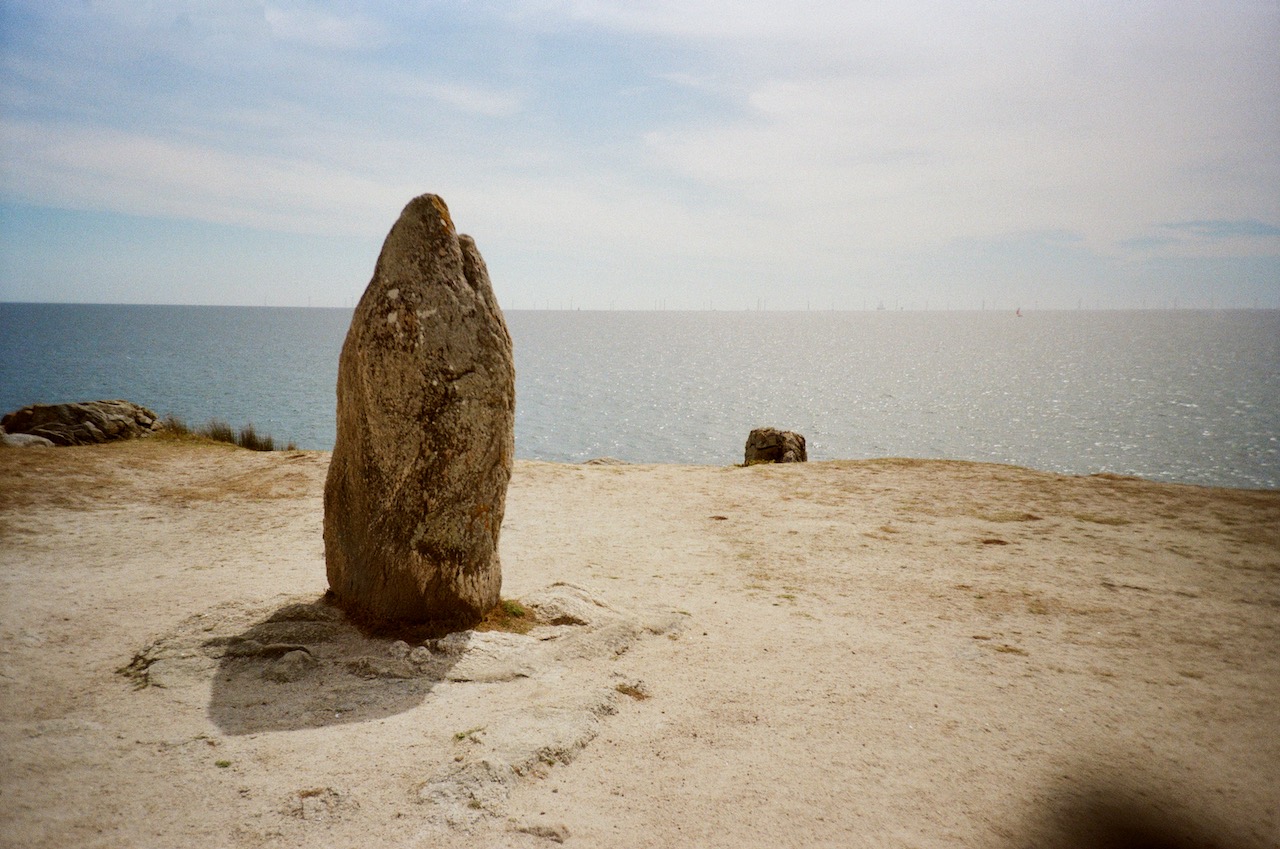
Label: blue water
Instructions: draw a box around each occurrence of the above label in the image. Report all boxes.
[1,303,1277,489]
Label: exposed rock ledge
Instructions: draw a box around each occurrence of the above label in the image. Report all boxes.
[119,582,684,833]
[1,400,162,446]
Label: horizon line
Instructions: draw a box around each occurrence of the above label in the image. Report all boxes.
[2,300,1277,313]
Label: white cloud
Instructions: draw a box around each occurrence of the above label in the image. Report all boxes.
[263,2,384,50]
[77,0,273,53]
[0,120,405,235]
[525,0,884,41]
[639,1,1280,262]
[391,76,525,119]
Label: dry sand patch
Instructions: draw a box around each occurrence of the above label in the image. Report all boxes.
[1,441,1277,848]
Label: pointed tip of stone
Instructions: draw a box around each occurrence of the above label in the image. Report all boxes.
[369,193,461,287]
[402,193,454,235]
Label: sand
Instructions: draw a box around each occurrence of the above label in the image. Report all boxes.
[1,440,1277,848]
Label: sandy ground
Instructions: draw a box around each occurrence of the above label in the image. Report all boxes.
[1,440,1277,849]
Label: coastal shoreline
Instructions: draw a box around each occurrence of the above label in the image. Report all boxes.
[2,441,1277,847]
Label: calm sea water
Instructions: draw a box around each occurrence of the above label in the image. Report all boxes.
[1,303,1276,489]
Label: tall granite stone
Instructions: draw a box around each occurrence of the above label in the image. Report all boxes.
[324,194,515,629]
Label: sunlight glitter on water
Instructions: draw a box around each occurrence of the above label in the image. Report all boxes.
[2,305,1276,489]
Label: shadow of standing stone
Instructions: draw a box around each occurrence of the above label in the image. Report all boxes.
[205,599,466,735]
[118,582,687,828]
[119,596,463,735]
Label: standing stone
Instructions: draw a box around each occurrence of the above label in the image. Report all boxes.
[324,194,515,629]
[744,427,807,464]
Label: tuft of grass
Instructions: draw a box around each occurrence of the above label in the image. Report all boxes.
[160,414,194,438]
[204,419,236,444]
[159,414,291,452]
[236,423,274,452]
[474,598,537,634]
[215,760,232,768]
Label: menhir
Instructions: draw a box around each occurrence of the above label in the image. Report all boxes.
[324,194,515,629]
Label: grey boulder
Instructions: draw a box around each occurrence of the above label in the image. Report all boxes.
[744,427,807,464]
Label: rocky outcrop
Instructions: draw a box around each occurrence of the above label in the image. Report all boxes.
[0,400,162,446]
[744,427,807,464]
[324,194,516,629]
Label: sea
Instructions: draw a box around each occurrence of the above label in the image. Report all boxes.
[1,303,1277,490]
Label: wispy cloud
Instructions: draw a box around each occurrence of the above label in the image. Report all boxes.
[264,2,384,51]
[0,120,405,235]
[397,78,525,119]
[1163,220,1280,239]
[1,0,1277,307]
[1118,219,1280,261]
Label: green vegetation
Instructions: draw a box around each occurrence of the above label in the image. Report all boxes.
[236,422,276,451]
[474,598,536,634]
[160,414,296,452]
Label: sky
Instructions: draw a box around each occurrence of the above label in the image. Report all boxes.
[0,1,1277,311]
